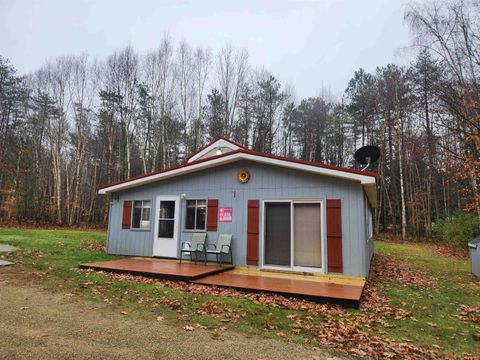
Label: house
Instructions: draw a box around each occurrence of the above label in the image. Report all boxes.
[98,137,377,278]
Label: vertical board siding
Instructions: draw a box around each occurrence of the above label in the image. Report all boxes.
[247,200,260,265]
[107,160,370,277]
[364,195,374,275]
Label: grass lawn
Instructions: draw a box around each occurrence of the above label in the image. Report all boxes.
[374,241,480,355]
[0,227,479,358]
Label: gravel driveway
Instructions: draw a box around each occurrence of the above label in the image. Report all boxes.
[0,269,330,360]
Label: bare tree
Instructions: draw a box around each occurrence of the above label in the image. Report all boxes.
[67,52,96,225]
[190,45,211,150]
[405,0,480,216]
[215,44,248,137]
[103,46,139,178]
[41,56,72,224]
[144,36,177,169]
[176,40,196,147]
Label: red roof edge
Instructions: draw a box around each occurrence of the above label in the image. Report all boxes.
[184,136,247,163]
[241,149,378,178]
[96,149,245,191]
[97,145,377,192]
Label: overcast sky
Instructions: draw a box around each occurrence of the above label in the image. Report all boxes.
[0,0,414,99]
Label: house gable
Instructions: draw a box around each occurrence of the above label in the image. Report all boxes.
[186,137,246,163]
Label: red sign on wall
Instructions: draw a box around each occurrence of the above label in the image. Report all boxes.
[218,207,233,222]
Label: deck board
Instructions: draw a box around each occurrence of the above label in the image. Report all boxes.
[79,258,234,280]
[229,267,366,286]
[80,258,364,307]
[193,272,364,306]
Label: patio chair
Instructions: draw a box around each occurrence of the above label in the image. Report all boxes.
[205,234,233,265]
[180,233,206,264]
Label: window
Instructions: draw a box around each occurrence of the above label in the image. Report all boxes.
[131,200,151,229]
[185,199,207,231]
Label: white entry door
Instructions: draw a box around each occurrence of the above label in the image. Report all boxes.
[153,196,180,258]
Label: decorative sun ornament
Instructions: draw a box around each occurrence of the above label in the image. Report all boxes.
[237,169,250,183]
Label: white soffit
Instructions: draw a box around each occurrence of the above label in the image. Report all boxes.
[99,151,377,207]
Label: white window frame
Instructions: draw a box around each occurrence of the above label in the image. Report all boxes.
[260,199,326,274]
[131,200,151,230]
[184,199,208,232]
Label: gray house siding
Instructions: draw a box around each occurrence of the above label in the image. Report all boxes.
[106,160,370,277]
[364,194,374,276]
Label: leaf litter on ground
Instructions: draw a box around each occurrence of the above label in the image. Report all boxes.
[76,254,468,359]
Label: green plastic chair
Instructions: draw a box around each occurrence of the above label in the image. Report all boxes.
[180,233,206,264]
[206,234,233,265]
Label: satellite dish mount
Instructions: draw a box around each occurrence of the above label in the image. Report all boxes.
[354,145,380,171]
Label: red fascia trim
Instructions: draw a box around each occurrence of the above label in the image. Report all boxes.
[96,149,245,191]
[184,136,247,163]
[240,149,378,178]
[97,147,377,192]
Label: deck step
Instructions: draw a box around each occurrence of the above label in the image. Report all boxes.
[79,258,234,281]
[193,272,363,308]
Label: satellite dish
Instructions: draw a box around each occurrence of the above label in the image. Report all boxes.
[354,145,380,171]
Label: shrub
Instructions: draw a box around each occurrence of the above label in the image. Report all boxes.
[433,212,480,248]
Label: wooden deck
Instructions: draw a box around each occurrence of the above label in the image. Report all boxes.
[229,267,365,286]
[79,258,234,281]
[79,258,365,307]
[194,272,364,307]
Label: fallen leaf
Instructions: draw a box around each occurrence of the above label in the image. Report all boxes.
[84,255,442,359]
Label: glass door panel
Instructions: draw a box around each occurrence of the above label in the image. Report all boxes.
[293,203,322,268]
[158,200,175,238]
[153,197,179,258]
[264,202,291,266]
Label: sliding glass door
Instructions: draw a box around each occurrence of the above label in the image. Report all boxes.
[293,203,322,268]
[263,200,323,272]
[264,202,291,266]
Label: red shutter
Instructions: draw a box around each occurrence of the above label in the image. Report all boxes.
[122,200,132,229]
[327,199,343,273]
[247,200,259,265]
[207,199,218,231]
